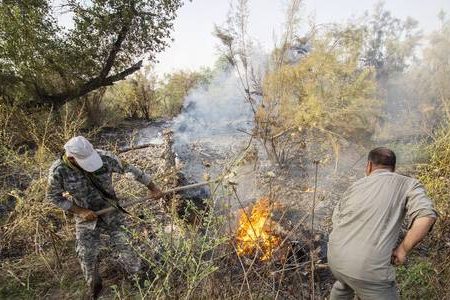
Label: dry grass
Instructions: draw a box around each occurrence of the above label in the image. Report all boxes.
[0,115,328,299]
[414,126,450,298]
[2,101,448,299]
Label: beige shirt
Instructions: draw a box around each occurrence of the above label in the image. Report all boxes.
[328,169,437,282]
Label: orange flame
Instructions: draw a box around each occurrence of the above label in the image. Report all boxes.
[236,197,281,261]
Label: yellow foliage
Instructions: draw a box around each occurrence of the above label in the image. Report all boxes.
[261,34,381,140]
[417,126,450,293]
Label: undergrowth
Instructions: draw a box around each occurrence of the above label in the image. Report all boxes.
[1,103,450,299]
[395,125,450,299]
[416,126,450,298]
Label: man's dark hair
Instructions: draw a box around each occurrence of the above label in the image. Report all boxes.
[368,147,396,169]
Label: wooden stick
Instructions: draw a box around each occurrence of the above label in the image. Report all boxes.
[118,143,158,154]
[310,160,319,299]
[95,180,219,216]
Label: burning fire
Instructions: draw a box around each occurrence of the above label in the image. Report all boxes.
[236,197,281,261]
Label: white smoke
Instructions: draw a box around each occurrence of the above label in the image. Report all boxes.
[173,70,253,144]
[171,69,254,181]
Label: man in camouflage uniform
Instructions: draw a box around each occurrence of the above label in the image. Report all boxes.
[47,136,162,299]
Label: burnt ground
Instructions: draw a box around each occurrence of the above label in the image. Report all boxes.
[226,133,367,296]
[136,119,370,296]
[95,121,425,299]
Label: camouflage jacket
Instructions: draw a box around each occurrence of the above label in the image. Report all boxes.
[46,150,152,212]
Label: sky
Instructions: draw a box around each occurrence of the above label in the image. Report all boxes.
[154,0,450,75]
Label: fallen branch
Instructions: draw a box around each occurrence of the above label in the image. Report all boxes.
[118,142,158,154]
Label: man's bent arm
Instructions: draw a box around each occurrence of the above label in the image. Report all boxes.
[392,216,436,265]
[47,167,97,220]
[47,166,73,211]
[401,216,435,252]
[394,180,438,265]
[104,151,161,195]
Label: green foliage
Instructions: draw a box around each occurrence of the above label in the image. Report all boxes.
[360,2,422,80]
[0,0,183,107]
[104,67,212,120]
[415,126,450,296]
[0,0,62,105]
[418,128,450,217]
[396,259,438,299]
[158,69,212,117]
[104,66,159,120]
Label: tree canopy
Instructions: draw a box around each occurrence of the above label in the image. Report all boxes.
[0,0,183,108]
[261,29,380,141]
[360,2,421,80]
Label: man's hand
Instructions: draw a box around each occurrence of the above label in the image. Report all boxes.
[70,205,98,222]
[148,188,163,199]
[392,244,408,266]
[391,216,436,266]
[147,182,163,199]
[79,208,98,222]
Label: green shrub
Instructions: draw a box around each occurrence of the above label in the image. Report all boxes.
[397,259,439,299]
[415,126,450,297]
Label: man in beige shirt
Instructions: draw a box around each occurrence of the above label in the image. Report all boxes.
[328,147,437,299]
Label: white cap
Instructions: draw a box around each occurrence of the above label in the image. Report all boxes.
[64,136,103,172]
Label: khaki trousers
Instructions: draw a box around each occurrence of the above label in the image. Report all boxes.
[330,270,399,300]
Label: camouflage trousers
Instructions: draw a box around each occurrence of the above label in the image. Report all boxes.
[75,213,141,285]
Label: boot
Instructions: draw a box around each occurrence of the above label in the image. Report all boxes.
[88,275,103,300]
